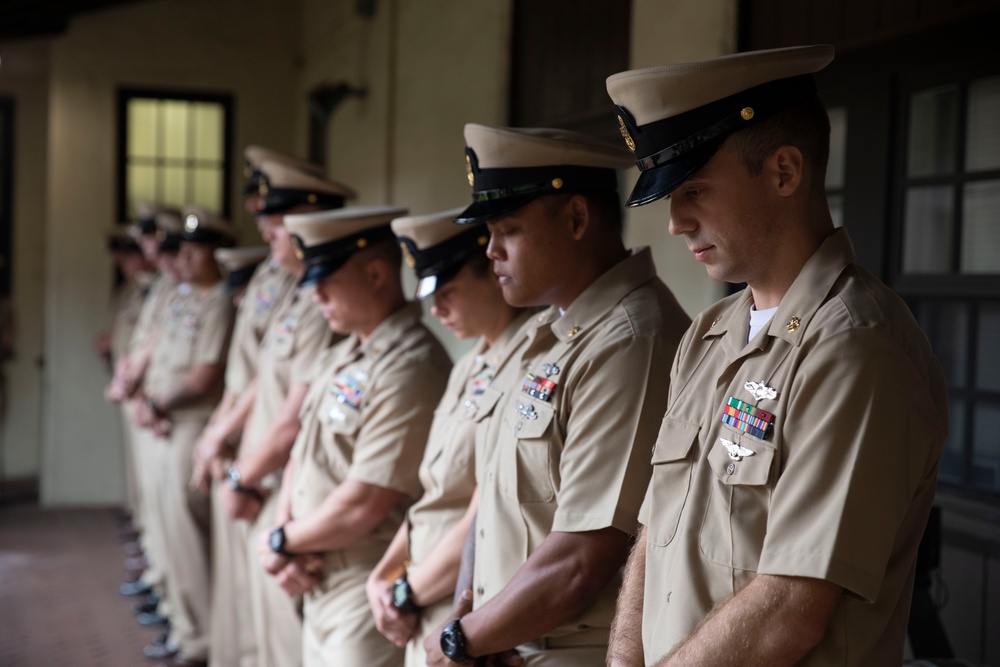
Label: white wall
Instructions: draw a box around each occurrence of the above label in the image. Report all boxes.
[39,0,303,505]
[622,0,739,317]
[0,40,51,486]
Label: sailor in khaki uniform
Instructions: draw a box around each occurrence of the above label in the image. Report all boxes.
[221,159,353,667]
[194,153,353,667]
[215,246,269,305]
[259,206,452,666]
[605,46,949,666]
[425,126,691,667]
[133,207,237,666]
[367,209,530,667]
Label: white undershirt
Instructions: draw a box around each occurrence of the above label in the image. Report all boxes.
[748,305,778,343]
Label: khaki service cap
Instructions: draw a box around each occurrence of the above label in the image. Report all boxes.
[257,159,356,216]
[214,246,269,292]
[391,207,488,299]
[182,205,237,246]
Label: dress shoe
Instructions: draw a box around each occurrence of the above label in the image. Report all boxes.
[132,595,159,615]
[170,654,207,667]
[118,526,140,542]
[137,611,170,628]
[142,638,177,661]
[120,580,152,597]
[124,555,149,571]
[123,540,144,557]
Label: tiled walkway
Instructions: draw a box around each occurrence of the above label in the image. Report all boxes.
[0,504,154,666]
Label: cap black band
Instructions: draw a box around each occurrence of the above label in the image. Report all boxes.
[258,188,346,215]
[136,217,158,235]
[401,226,489,279]
[293,224,396,287]
[226,263,260,292]
[620,74,818,172]
[182,227,233,246]
[470,162,619,201]
[159,232,182,253]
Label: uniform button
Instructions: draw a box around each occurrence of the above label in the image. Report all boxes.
[476,586,484,596]
[479,529,484,538]
[726,463,736,475]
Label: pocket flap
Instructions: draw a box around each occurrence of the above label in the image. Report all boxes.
[470,386,504,423]
[707,436,774,486]
[650,417,700,464]
[511,399,554,440]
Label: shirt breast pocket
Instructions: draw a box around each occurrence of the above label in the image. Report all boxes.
[271,333,295,359]
[501,399,555,503]
[700,432,775,571]
[646,417,700,547]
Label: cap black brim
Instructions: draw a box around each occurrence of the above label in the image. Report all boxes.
[625,138,725,207]
[299,258,348,288]
[454,194,539,225]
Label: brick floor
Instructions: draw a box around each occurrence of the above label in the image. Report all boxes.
[0,504,157,666]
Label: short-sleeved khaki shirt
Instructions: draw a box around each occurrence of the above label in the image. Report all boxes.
[406,310,533,568]
[111,278,150,363]
[474,248,690,643]
[128,272,177,355]
[242,283,337,456]
[640,229,948,665]
[144,282,234,420]
[224,260,298,397]
[290,302,452,568]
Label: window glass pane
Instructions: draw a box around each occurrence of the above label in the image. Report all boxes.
[907,85,959,177]
[903,186,954,273]
[971,401,1000,493]
[960,180,1000,273]
[827,193,844,229]
[938,398,966,486]
[192,103,223,162]
[127,99,158,158]
[162,166,186,208]
[920,300,968,386]
[192,167,223,213]
[162,100,190,161]
[975,303,1000,391]
[966,75,1000,172]
[826,107,847,190]
[127,164,157,213]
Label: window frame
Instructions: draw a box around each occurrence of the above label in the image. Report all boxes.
[115,87,235,224]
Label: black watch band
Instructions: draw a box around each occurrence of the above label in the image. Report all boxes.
[390,575,422,615]
[226,465,264,500]
[440,618,475,665]
[268,525,294,557]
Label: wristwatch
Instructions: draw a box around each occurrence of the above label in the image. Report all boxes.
[268,525,293,557]
[390,574,422,615]
[226,464,263,500]
[440,618,475,664]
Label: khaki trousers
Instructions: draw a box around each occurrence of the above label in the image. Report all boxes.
[514,644,608,667]
[209,481,257,667]
[247,493,303,667]
[302,556,403,667]
[405,597,452,667]
[131,418,170,600]
[146,418,212,660]
[120,405,142,526]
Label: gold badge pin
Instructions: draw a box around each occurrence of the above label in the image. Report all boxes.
[400,242,416,268]
[551,178,563,189]
[786,316,801,333]
[357,238,368,249]
[567,325,581,337]
[307,193,317,204]
[291,236,305,260]
[741,107,755,121]
[466,155,475,187]
[259,182,269,195]
[618,115,636,152]
[477,235,488,246]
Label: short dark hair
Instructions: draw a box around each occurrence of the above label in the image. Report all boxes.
[726,94,830,189]
[363,237,402,274]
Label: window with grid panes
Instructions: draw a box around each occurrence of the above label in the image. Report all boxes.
[117,90,233,222]
[899,71,1000,497]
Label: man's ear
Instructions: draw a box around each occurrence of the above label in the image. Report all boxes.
[566,194,591,241]
[769,145,804,198]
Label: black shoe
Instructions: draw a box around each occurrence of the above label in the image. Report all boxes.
[120,580,152,597]
[132,595,159,615]
[142,638,177,661]
[123,540,144,557]
[137,611,169,628]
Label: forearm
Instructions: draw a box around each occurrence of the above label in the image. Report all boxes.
[283,479,401,554]
[236,417,299,485]
[216,379,257,443]
[370,520,411,586]
[657,574,842,667]
[608,527,647,667]
[454,510,476,609]
[153,364,223,411]
[409,490,478,608]
[460,527,630,657]
[274,458,298,526]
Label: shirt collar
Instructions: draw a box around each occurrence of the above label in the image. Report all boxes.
[357,300,425,359]
[538,247,658,343]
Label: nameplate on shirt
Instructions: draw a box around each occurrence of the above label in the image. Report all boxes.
[521,373,556,402]
[720,396,774,440]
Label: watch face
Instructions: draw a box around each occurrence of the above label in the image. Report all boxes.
[269,527,284,553]
[391,579,409,609]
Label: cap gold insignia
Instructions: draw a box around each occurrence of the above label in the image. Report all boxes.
[400,242,416,268]
[741,107,755,121]
[477,235,488,246]
[618,115,636,152]
[567,325,580,337]
[307,193,317,204]
[551,178,563,189]
[466,155,474,187]
[259,182,269,195]
[184,215,199,232]
[357,238,368,249]
[786,316,801,333]
[291,235,305,260]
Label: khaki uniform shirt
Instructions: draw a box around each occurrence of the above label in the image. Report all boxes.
[640,229,948,665]
[242,283,337,456]
[290,302,452,570]
[474,248,690,643]
[407,311,533,568]
[128,272,177,355]
[111,276,151,363]
[224,260,298,398]
[144,282,234,421]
